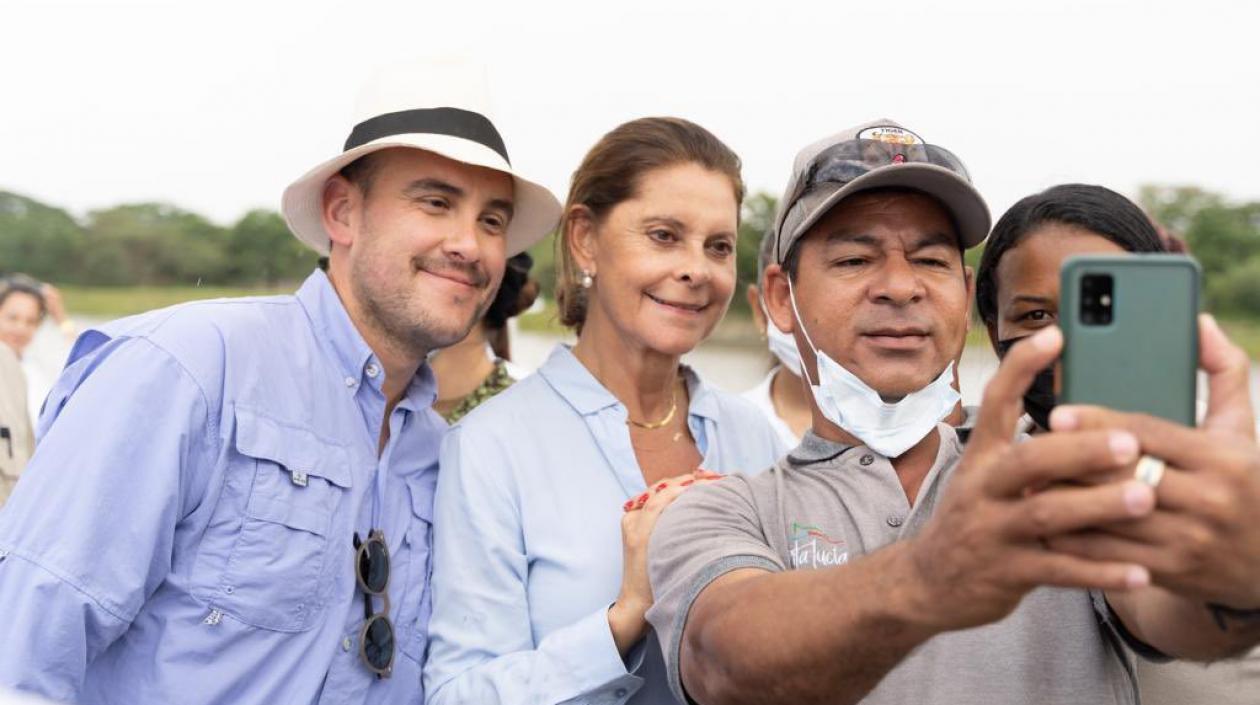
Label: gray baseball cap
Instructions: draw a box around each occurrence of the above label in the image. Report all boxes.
[772,118,991,264]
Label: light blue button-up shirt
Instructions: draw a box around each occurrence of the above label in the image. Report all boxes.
[424,345,785,705]
[0,271,443,705]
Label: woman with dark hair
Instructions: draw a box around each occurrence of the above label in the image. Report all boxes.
[0,276,49,359]
[424,117,783,704]
[429,252,538,423]
[0,275,71,423]
[975,183,1166,432]
[978,183,1260,705]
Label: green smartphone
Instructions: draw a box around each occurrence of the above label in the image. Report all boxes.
[1060,254,1200,426]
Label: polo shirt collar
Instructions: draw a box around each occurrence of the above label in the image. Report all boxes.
[788,423,965,467]
[787,430,856,466]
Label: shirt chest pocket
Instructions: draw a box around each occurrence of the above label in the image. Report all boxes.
[397,474,435,663]
[198,405,354,632]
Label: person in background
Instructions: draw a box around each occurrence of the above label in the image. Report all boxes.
[975,184,1165,433]
[0,276,75,424]
[0,279,48,424]
[976,182,1260,705]
[741,228,809,448]
[430,252,537,423]
[424,117,785,705]
[0,342,33,508]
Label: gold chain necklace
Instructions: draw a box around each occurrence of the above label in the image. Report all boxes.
[627,388,678,430]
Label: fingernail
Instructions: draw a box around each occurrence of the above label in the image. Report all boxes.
[1031,326,1062,350]
[1125,565,1151,589]
[681,479,695,487]
[1203,313,1222,338]
[1109,431,1139,463]
[1049,406,1078,431]
[623,500,634,512]
[655,483,668,492]
[1123,481,1155,515]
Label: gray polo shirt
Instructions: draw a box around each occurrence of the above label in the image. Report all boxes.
[646,424,1140,705]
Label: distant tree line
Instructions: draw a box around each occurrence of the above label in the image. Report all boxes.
[0,191,312,287]
[1139,186,1260,317]
[3,186,1258,316]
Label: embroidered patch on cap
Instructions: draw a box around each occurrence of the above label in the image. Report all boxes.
[856,125,925,146]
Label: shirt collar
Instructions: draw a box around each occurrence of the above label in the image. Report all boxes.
[295,269,438,408]
[538,344,719,420]
[787,423,964,467]
[786,430,855,466]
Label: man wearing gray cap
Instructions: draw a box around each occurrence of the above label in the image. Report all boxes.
[644,120,1260,704]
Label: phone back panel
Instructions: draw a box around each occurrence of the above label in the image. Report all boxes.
[1060,255,1199,426]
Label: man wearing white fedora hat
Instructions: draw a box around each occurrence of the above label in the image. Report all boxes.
[0,60,560,705]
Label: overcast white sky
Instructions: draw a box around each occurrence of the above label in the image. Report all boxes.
[2,0,1257,228]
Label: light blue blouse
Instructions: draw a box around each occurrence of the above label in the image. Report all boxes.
[424,344,786,705]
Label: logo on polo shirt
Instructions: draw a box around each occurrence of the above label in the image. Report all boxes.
[788,522,849,569]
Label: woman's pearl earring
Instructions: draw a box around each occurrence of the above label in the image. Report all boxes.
[580,271,595,289]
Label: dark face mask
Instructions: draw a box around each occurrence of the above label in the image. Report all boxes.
[995,335,1057,430]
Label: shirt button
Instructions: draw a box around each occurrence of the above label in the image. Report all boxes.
[344,376,356,388]
[886,515,904,528]
[223,585,234,594]
[342,636,353,652]
[365,363,380,378]
[614,688,628,698]
[860,454,874,466]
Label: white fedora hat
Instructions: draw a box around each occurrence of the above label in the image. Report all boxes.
[281,59,561,257]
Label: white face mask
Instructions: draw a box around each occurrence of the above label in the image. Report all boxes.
[787,278,960,458]
[760,296,803,375]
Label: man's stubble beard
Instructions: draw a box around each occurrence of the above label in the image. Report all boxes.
[349,239,492,362]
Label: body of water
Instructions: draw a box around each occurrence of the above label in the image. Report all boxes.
[27,317,1260,417]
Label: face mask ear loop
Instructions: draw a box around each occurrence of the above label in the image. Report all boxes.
[786,276,822,387]
[760,294,790,338]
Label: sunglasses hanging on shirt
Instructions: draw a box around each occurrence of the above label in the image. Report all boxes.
[354,529,394,678]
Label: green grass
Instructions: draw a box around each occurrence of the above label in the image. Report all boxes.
[1217,318,1260,359]
[61,285,291,318]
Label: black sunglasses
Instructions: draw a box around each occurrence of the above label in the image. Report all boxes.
[354,530,394,678]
